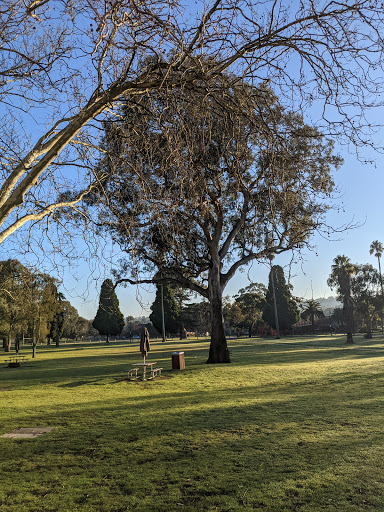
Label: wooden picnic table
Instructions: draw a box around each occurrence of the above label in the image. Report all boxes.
[5,355,29,367]
[132,362,158,381]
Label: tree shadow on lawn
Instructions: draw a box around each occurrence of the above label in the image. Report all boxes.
[3,365,384,429]
[2,381,384,511]
[2,334,384,391]
[232,337,384,366]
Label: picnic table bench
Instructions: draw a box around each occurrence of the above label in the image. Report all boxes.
[5,355,29,367]
[126,363,163,381]
[150,367,163,378]
[126,367,139,380]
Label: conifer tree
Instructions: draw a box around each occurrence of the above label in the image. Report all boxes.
[263,266,299,334]
[149,284,180,338]
[92,279,125,343]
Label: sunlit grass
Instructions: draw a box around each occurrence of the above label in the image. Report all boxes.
[1,334,384,511]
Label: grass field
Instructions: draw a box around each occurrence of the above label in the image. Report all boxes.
[1,334,384,512]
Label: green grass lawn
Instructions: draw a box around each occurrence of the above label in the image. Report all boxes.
[1,334,384,512]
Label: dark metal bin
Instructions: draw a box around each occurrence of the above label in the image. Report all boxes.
[172,351,185,370]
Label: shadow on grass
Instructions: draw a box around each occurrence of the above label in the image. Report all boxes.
[2,335,384,392]
[2,374,384,511]
[2,336,384,511]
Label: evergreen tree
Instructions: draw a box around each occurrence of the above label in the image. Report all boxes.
[92,279,124,343]
[149,284,180,338]
[262,266,299,333]
[48,292,65,346]
[181,301,211,335]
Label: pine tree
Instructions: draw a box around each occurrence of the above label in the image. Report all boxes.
[92,279,125,343]
[262,266,299,334]
[149,284,180,338]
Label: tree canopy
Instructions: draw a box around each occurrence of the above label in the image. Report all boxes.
[1,0,384,248]
[234,284,266,337]
[351,264,383,338]
[328,255,356,343]
[149,285,180,338]
[92,76,340,362]
[300,299,325,334]
[0,259,68,353]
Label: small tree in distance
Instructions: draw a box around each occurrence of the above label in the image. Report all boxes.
[93,279,124,343]
[234,284,266,337]
[300,299,325,334]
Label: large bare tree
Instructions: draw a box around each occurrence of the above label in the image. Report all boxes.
[1,0,384,247]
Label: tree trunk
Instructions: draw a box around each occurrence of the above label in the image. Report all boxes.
[344,299,354,344]
[346,332,354,343]
[207,267,231,364]
[106,334,110,343]
[32,325,37,357]
[4,335,11,352]
[365,317,373,339]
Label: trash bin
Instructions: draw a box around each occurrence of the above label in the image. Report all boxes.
[172,351,185,370]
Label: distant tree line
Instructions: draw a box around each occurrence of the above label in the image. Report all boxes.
[148,252,384,341]
[148,266,301,339]
[0,259,96,354]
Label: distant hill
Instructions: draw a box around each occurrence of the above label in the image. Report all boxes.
[315,296,342,316]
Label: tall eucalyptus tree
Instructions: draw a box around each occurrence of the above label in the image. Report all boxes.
[91,79,341,362]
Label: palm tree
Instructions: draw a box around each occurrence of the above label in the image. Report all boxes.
[370,241,383,293]
[370,240,384,331]
[327,255,356,344]
[301,299,325,334]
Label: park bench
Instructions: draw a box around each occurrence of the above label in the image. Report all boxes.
[126,367,139,380]
[150,367,163,379]
[5,355,29,367]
